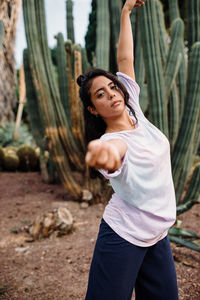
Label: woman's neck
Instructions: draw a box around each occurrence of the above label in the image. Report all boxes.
[105,110,135,133]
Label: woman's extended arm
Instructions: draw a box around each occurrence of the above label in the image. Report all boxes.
[117,0,146,80]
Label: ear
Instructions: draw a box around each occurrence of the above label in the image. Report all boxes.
[87,106,98,116]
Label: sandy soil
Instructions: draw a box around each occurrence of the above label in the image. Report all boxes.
[0,172,199,300]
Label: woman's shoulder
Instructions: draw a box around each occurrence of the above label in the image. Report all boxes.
[116,72,140,95]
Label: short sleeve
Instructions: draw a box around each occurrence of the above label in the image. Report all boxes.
[116,72,147,122]
[98,135,128,179]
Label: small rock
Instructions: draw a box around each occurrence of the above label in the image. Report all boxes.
[15,246,29,253]
[67,259,72,264]
[80,202,89,209]
[82,189,93,202]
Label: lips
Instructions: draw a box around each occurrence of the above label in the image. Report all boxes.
[111,100,121,107]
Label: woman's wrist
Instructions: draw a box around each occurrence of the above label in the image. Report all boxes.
[122,5,132,15]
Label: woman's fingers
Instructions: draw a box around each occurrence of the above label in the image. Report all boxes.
[135,0,146,7]
[106,146,121,171]
[85,140,102,166]
[85,140,121,171]
[124,0,146,11]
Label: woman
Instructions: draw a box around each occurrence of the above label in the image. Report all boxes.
[77,0,179,299]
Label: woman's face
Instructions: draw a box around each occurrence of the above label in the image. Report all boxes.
[88,76,125,120]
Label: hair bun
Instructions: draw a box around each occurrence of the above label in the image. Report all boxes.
[77,74,86,87]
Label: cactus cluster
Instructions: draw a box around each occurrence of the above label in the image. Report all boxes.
[22,0,109,200]
[0,145,39,171]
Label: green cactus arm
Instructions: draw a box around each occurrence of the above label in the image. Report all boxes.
[164,18,184,99]
[168,86,179,150]
[23,49,45,148]
[134,16,145,87]
[176,115,200,204]
[187,0,200,50]
[165,52,182,101]
[175,146,194,204]
[56,32,71,127]
[176,41,187,122]
[168,227,200,239]
[85,0,97,66]
[168,0,180,23]
[155,0,168,65]
[95,0,110,69]
[0,20,4,46]
[193,114,200,156]
[72,43,86,151]
[172,42,200,190]
[109,0,121,73]
[139,0,168,137]
[169,236,200,252]
[66,0,75,43]
[139,84,148,114]
[81,47,91,73]
[181,163,200,205]
[176,199,200,216]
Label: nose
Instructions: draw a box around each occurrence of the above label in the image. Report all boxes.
[108,90,115,100]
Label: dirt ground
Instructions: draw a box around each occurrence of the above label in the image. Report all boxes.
[0,172,199,300]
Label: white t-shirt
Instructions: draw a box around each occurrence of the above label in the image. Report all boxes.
[99,72,176,247]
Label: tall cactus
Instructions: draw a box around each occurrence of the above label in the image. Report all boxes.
[95,0,110,69]
[56,32,71,126]
[66,0,75,43]
[109,0,121,73]
[23,49,51,182]
[23,0,109,201]
[33,0,84,170]
[168,0,180,23]
[139,1,168,136]
[85,0,97,66]
[187,0,200,50]
[172,42,200,196]
[23,0,84,198]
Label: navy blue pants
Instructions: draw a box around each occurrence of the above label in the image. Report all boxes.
[85,219,178,300]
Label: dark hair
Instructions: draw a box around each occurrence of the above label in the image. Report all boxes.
[77,68,138,178]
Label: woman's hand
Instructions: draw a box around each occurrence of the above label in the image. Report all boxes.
[85,140,123,172]
[124,0,146,11]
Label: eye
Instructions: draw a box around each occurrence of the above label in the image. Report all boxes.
[111,84,118,90]
[97,91,104,98]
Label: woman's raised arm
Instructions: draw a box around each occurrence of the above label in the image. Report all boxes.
[117,0,146,80]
